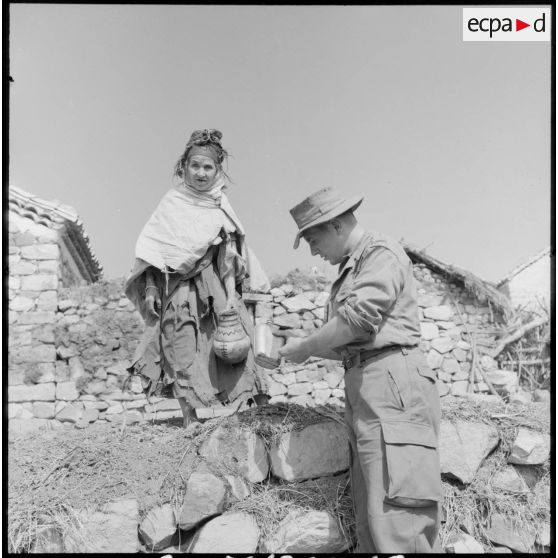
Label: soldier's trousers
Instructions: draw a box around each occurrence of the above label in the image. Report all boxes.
[344,346,442,553]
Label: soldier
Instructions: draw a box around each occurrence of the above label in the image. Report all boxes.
[279,187,442,553]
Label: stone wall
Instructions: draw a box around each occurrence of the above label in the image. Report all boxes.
[8,279,149,433]
[8,211,107,433]
[8,214,61,426]
[9,262,514,432]
[257,262,508,405]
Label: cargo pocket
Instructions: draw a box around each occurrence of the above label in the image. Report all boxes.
[387,370,405,410]
[381,421,442,508]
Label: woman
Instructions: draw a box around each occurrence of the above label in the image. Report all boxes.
[125,129,269,426]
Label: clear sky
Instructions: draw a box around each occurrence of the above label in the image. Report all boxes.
[9,5,551,283]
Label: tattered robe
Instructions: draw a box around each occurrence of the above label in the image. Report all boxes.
[125,182,269,407]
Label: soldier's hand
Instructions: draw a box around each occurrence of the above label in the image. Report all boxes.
[225,296,238,313]
[273,329,308,339]
[279,337,311,364]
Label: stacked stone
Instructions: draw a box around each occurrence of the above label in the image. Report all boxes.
[8,278,189,433]
[253,267,513,406]
[45,417,352,553]
[8,217,61,433]
[247,285,345,407]
[8,260,529,432]
[54,287,192,430]
[266,360,345,408]
[440,418,550,553]
[413,263,511,399]
[33,409,550,553]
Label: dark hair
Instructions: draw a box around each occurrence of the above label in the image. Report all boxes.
[173,129,230,180]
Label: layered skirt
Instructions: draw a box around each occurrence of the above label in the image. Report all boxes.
[129,255,268,408]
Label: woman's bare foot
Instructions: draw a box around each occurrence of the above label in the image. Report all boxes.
[177,397,197,427]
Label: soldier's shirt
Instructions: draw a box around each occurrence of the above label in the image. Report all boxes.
[326,231,421,355]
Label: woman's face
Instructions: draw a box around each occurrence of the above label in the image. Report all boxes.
[185,155,218,190]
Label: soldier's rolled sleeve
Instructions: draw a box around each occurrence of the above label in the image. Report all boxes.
[337,248,405,338]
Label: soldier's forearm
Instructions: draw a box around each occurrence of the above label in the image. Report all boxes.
[304,316,356,359]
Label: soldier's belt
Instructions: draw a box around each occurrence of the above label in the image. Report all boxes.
[342,345,414,371]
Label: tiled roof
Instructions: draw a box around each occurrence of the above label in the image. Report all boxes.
[9,185,103,282]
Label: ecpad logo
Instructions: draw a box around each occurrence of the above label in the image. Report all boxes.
[463,8,550,42]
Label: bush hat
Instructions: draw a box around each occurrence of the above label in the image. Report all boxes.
[290,187,363,249]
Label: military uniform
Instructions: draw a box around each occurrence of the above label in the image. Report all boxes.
[326,231,442,553]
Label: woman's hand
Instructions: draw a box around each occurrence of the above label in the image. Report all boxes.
[278,337,312,364]
[145,286,161,319]
[225,296,238,313]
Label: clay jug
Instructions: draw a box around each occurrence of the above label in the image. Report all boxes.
[213,310,251,364]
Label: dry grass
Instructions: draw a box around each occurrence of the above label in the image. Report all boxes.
[8,399,550,553]
[229,473,355,551]
[7,421,197,552]
[439,398,550,551]
[236,402,345,447]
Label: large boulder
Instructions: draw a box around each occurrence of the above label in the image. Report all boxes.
[269,421,349,481]
[508,428,550,465]
[65,498,139,553]
[224,475,251,502]
[483,370,518,394]
[261,508,348,553]
[445,532,485,553]
[178,471,227,530]
[139,504,177,551]
[514,464,543,489]
[439,420,499,484]
[533,389,550,403]
[199,421,269,482]
[187,512,259,553]
[485,513,536,553]
[491,466,530,494]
